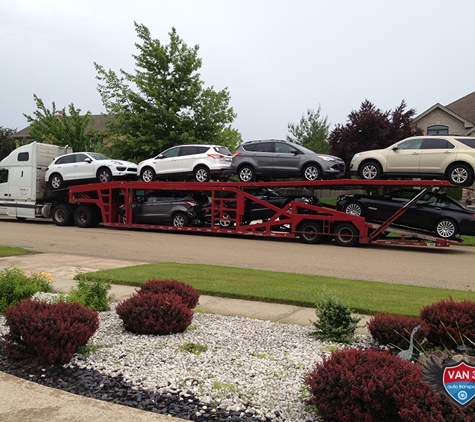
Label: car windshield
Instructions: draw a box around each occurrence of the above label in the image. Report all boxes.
[88,152,111,161]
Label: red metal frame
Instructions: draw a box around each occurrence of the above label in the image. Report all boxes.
[68,179,456,247]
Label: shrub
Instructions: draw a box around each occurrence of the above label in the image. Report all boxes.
[367,313,429,349]
[420,297,475,349]
[4,299,98,365]
[138,279,200,309]
[311,293,360,343]
[0,266,54,313]
[67,277,113,311]
[305,348,472,421]
[116,291,193,335]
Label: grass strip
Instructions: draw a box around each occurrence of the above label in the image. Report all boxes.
[76,262,475,317]
[0,246,36,257]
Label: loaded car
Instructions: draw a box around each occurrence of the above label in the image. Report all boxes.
[337,189,475,239]
[230,139,345,182]
[120,190,209,227]
[45,152,137,189]
[138,144,232,182]
[350,136,475,186]
[204,187,320,227]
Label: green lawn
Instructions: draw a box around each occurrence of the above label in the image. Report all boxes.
[76,262,475,317]
[0,246,35,257]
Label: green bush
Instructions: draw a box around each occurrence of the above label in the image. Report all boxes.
[67,277,113,311]
[0,266,54,313]
[311,293,360,343]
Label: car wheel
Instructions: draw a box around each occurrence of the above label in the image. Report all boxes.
[49,173,63,190]
[194,166,211,182]
[359,161,382,180]
[219,213,234,228]
[140,167,156,182]
[334,222,359,247]
[52,204,74,226]
[447,163,473,186]
[172,212,189,227]
[298,221,323,244]
[435,219,457,239]
[74,205,98,228]
[97,168,112,183]
[343,201,364,217]
[238,165,255,182]
[302,164,321,181]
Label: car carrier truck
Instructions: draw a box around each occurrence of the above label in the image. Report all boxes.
[0,142,72,220]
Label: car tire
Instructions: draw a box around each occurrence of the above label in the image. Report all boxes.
[435,219,457,239]
[52,204,74,226]
[74,205,98,228]
[49,173,64,190]
[447,163,473,186]
[194,166,211,182]
[172,212,189,227]
[298,221,323,244]
[97,168,113,183]
[359,161,382,180]
[238,165,255,182]
[343,201,365,217]
[333,222,359,247]
[302,164,321,181]
[140,167,156,182]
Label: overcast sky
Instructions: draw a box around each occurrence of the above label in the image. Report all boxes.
[2,0,475,142]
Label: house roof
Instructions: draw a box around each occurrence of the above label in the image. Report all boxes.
[12,114,110,139]
[445,90,475,126]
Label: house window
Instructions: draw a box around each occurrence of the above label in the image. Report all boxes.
[427,125,448,135]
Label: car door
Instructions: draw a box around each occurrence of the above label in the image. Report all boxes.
[385,139,423,173]
[272,142,301,177]
[174,146,206,176]
[52,154,77,182]
[153,147,180,177]
[397,192,445,231]
[73,153,96,181]
[137,191,174,223]
[419,138,456,175]
[250,142,275,176]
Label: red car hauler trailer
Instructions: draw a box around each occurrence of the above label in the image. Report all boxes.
[66,179,458,248]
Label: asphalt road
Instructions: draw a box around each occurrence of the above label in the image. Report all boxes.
[0,218,474,292]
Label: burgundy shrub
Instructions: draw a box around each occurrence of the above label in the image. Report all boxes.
[116,291,193,335]
[305,348,472,422]
[138,279,200,309]
[4,299,99,365]
[420,297,475,348]
[367,313,428,349]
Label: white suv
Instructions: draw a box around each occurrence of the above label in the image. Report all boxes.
[138,144,232,182]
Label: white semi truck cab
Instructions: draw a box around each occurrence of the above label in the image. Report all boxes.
[0,142,72,219]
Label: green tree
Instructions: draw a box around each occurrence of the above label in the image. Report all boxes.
[0,127,16,161]
[286,107,330,153]
[328,99,422,173]
[94,23,241,162]
[23,95,94,152]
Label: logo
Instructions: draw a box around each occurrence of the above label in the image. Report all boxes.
[422,358,475,407]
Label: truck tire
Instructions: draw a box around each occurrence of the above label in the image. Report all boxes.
[298,221,323,244]
[52,204,74,226]
[334,223,359,247]
[74,205,98,228]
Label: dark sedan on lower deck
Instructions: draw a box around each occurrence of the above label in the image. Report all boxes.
[336,189,475,239]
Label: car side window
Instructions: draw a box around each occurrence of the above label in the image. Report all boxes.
[75,153,89,162]
[56,155,76,164]
[275,143,295,154]
[396,139,423,150]
[254,142,274,153]
[161,147,180,158]
[179,146,197,156]
[421,138,455,150]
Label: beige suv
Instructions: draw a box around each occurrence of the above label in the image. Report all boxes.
[350,136,475,186]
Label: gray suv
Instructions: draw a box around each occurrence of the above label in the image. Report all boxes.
[230,139,345,182]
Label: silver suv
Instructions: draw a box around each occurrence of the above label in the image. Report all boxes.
[230,139,345,182]
[138,144,232,182]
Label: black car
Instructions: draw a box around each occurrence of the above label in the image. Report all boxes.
[336,189,475,239]
[120,190,209,227]
[205,187,320,227]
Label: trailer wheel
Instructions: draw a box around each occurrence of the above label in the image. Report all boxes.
[238,165,255,182]
[49,173,64,190]
[334,223,359,247]
[343,201,364,217]
[97,168,112,183]
[52,204,74,226]
[194,166,211,182]
[298,221,323,244]
[74,205,98,228]
[172,212,189,227]
[435,218,457,239]
[359,161,382,180]
[140,167,156,182]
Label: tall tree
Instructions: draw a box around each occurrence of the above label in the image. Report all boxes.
[0,127,16,161]
[328,100,422,172]
[23,95,94,152]
[95,23,241,162]
[286,107,330,153]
